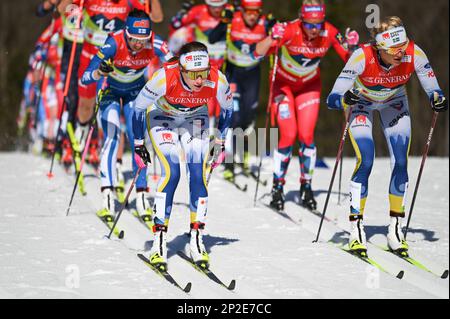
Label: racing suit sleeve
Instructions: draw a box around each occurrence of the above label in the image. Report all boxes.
[215,71,234,141]
[80,36,117,85]
[327,47,365,109]
[132,68,167,142]
[153,35,173,62]
[413,44,443,98]
[329,24,352,62]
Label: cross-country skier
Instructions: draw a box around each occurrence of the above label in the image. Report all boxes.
[170,0,230,131]
[254,0,359,212]
[208,0,276,181]
[37,0,85,169]
[327,16,448,255]
[67,0,162,168]
[132,41,233,271]
[80,9,171,223]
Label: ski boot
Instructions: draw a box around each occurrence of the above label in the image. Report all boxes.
[349,218,367,257]
[97,188,116,222]
[115,160,126,203]
[136,190,154,230]
[149,224,168,272]
[42,138,55,157]
[387,216,409,257]
[189,222,210,269]
[74,123,89,152]
[240,151,251,176]
[300,182,317,211]
[269,179,285,212]
[61,139,73,171]
[223,162,235,182]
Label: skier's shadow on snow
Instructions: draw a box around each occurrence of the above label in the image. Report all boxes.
[143,233,239,257]
[285,190,348,204]
[364,225,439,242]
[328,227,439,244]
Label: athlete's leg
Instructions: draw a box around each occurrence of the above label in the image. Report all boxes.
[379,96,411,251]
[180,110,210,265]
[99,92,121,190]
[273,85,297,183]
[239,65,261,170]
[294,80,321,184]
[347,104,375,221]
[147,109,181,227]
[179,111,210,226]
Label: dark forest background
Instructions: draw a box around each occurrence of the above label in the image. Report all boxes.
[0,0,448,156]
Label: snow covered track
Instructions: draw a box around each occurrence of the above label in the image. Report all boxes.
[0,152,448,298]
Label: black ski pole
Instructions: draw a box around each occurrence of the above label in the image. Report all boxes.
[106,166,144,239]
[65,88,104,216]
[313,106,353,243]
[404,111,438,240]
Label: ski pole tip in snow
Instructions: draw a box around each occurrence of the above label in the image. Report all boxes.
[227,279,236,291]
[47,172,54,179]
[396,271,405,279]
[183,282,192,293]
[441,270,449,279]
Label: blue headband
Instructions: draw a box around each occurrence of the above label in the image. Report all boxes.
[125,16,152,39]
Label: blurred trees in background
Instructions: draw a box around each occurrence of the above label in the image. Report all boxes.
[0,0,448,156]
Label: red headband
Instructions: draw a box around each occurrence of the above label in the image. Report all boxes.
[301,4,326,20]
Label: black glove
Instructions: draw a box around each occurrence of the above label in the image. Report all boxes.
[343,89,360,106]
[182,0,194,10]
[98,60,113,76]
[135,144,151,165]
[431,92,448,112]
[221,8,234,23]
[266,13,277,30]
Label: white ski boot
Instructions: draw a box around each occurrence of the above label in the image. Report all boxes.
[136,191,153,228]
[149,225,168,271]
[75,123,89,152]
[97,188,116,221]
[349,218,367,256]
[190,223,210,269]
[387,217,409,256]
[115,160,126,203]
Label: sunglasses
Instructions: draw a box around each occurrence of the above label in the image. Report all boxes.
[182,68,210,80]
[302,22,324,30]
[243,8,262,15]
[384,40,409,55]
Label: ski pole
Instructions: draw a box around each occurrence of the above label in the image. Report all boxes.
[313,105,353,243]
[404,111,439,240]
[48,0,85,179]
[338,115,345,205]
[65,87,105,216]
[106,166,144,239]
[253,44,280,207]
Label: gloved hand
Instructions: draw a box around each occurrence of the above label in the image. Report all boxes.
[221,8,234,23]
[134,142,151,169]
[98,60,114,76]
[266,13,277,30]
[345,28,359,46]
[430,91,448,112]
[209,138,226,170]
[343,88,361,106]
[271,22,286,40]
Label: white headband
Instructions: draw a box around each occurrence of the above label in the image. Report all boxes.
[179,50,210,70]
[375,26,408,49]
